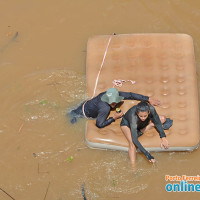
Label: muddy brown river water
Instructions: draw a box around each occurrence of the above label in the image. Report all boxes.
[0,0,200,199]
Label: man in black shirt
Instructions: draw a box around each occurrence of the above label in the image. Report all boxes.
[69,88,161,128]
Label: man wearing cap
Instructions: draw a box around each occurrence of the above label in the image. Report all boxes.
[69,88,161,128]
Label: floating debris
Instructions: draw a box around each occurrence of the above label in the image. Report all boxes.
[81,183,87,200]
[33,153,37,158]
[18,123,24,133]
[112,179,118,187]
[67,156,73,162]
[77,147,88,151]
[39,100,48,105]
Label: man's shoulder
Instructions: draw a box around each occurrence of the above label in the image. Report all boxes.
[99,101,110,108]
[97,91,106,97]
[97,101,110,112]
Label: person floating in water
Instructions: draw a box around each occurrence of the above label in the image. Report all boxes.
[120,101,173,165]
[69,88,161,128]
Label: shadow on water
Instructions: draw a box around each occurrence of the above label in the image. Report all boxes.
[0,32,18,54]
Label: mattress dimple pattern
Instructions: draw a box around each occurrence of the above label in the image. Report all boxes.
[86,34,199,151]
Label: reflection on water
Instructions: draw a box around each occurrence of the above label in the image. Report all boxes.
[0,0,200,199]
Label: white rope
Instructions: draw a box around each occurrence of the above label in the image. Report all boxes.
[92,34,114,98]
[82,34,114,119]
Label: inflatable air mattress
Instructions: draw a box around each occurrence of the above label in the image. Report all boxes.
[85,33,199,152]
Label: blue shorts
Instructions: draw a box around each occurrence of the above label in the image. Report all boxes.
[120,117,130,128]
[120,117,144,137]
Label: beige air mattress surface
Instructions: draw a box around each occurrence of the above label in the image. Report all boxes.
[85,34,199,152]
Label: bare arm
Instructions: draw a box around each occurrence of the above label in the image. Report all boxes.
[129,116,155,161]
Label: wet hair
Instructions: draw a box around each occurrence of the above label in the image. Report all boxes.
[136,101,150,114]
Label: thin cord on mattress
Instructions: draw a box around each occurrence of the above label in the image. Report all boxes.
[92,34,114,97]
[82,33,115,119]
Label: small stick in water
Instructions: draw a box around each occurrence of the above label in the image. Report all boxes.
[43,182,50,200]
[18,123,24,133]
[0,187,15,200]
[81,183,87,200]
